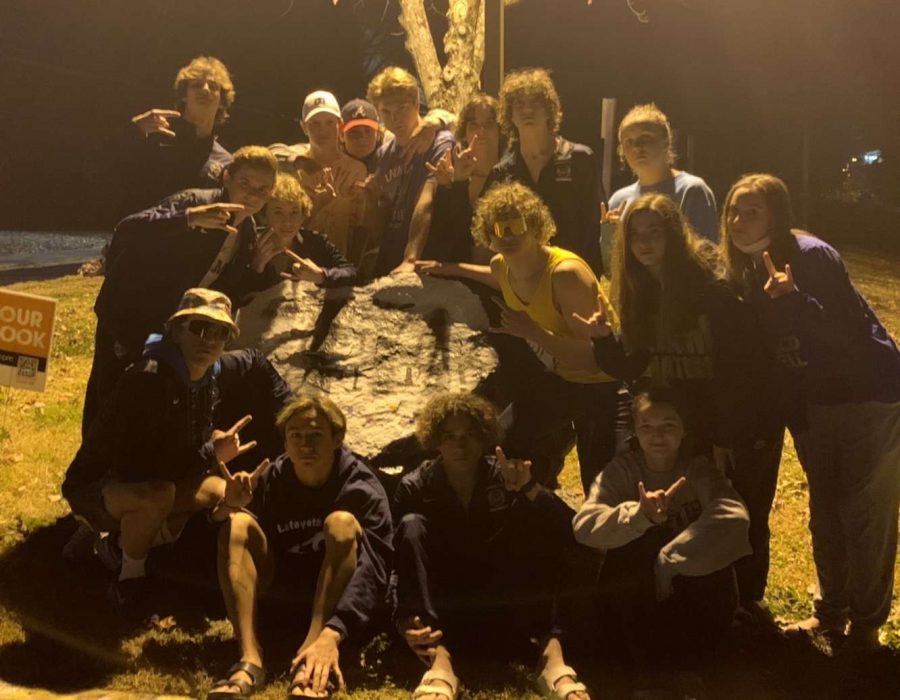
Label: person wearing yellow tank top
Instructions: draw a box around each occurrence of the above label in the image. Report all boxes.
[415,182,624,492]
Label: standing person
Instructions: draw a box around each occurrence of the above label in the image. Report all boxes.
[423,93,504,264]
[416,182,621,492]
[268,90,371,264]
[393,393,590,700]
[83,146,278,434]
[568,194,783,611]
[368,66,455,276]
[340,98,384,174]
[207,395,393,699]
[601,104,718,274]
[489,68,605,276]
[119,56,235,219]
[573,388,750,698]
[720,173,900,652]
[63,289,263,612]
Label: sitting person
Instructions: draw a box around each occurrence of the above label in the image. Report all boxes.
[259,173,359,287]
[117,55,235,219]
[601,104,718,274]
[207,395,393,699]
[392,393,589,700]
[573,388,750,696]
[63,289,264,612]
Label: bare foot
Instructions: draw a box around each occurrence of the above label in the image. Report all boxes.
[782,616,846,638]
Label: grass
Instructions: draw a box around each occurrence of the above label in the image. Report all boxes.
[0,246,898,699]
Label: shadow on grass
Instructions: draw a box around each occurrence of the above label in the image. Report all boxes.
[0,516,897,699]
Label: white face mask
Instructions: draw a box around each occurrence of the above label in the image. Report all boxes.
[734,236,771,254]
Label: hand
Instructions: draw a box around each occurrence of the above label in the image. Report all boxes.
[495,446,535,493]
[299,167,337,210]
[414,259,450,277]
[638,477,686,525]
[452,134,480,181]
[391,260,417,275]
[251,229,285,273]
[280,249,326,284]
[570,293,613,339]
[290,627,345,694]
[712,445,736,474]
[762,251,797,299]
[217,457,269,509]
[131,108,181,138]
[403,119,440,165]
[331,156,366,197]
[425,149,455,188]
[600,201,625,225]
[400,616,443,666]
[489,298,542,342]
[186,203,245,235]
[212,415,257,464]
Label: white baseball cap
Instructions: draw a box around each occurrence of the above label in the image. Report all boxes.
[302,90,341,123]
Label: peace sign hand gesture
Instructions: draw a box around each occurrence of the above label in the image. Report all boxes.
[217,457,269,509]
[638,477,686,524]
[762,251,798,299]
[570,293,613,339]
[212,415,257,464]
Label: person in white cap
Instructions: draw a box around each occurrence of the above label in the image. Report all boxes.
[63,289,269,617]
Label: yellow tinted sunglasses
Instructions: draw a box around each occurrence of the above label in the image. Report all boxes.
[492,216,528,239]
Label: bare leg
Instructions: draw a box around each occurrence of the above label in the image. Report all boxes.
[417,644,456,700]
[541,636,590,700]
[214,512,273,694]
[102,480,176,561]
[164,475,226,541]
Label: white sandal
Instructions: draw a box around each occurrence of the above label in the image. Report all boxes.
[539,664,589,700]
[412,668,459,700]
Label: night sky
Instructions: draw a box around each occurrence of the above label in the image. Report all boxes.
[1,0,898,231]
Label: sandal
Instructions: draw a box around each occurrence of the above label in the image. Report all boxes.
[207,661,266,699]
[538,664,589,700]
[287,663,335,698]
[413,668,459,700]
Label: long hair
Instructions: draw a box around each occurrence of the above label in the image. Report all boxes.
[719,173,797,294]
[611,194,721,352]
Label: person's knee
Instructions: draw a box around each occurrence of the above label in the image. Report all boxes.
[323,510,361,548]
[133,480,177,516]
[218,511,264,556]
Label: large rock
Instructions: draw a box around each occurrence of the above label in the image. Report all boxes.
[235,273,498,462]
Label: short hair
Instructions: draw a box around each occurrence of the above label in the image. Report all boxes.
[227,146,279,177]
[455,93,505,150]
[416,393,500,451]
[269,173,313,220]
[499,68,563,146]
[631,384,686,424]
[367,66,419,105]
[276,395,347,443]
[617,103,675,166]
[173,56,235,126]
[471,181,557,248]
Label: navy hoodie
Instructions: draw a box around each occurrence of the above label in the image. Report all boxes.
[249,447,393,640]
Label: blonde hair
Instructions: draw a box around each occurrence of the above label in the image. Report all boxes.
[228,146,278,177]
[174,56,235,126]
[276,394,347,443]
[367,66,419,105]
[499,68,562,146]
[471,181,557,248]
[270,173,313,220]
[617,103,674,167]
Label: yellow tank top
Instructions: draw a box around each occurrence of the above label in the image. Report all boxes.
[497,246,615,384]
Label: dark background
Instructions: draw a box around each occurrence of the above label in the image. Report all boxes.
[1,0,899,234]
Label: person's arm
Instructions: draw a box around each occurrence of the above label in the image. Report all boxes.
[110,372,169,482]
[572,458,655,549]
[654,459,751,587]
[394,178,439,271]
[324,478,394,641]
[682,182,719,243]
[415,259,499,289]
[293,230,358,287]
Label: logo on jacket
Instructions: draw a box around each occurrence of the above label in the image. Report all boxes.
[555,161,572,182]
[486,485,509,512]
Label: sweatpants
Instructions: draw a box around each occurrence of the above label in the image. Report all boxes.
[392,511,563,657]
[793,400,900,632]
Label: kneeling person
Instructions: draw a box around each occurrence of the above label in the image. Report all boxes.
[393,393,590,700]
[208,396,393,699]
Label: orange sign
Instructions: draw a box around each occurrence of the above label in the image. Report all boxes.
[0,289,57,392]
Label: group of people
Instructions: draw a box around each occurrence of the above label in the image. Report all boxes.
[59,54,900,700]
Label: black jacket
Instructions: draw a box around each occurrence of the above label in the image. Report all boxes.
[262,228,359,288]
[96,188,270,348]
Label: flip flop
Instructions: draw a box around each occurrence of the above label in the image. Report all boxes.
[412,668,459,700]
[538,664,589,700]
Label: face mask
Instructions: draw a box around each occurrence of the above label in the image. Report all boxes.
[734,236,771,254]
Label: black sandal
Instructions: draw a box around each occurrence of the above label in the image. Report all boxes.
[207,660,266,699]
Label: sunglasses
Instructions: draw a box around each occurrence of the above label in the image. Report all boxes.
[185,319,232,343]
[492,216,528,239]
